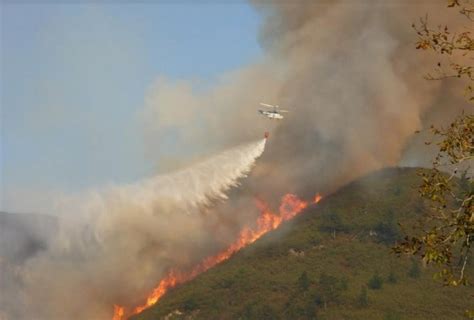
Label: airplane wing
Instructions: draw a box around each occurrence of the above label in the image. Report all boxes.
[260,102,278,108]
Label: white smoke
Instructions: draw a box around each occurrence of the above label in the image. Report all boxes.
[6,139,266,320]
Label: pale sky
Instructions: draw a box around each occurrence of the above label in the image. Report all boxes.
[1,1,262,212]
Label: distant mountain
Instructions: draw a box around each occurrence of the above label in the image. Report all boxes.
[132,167,473,320]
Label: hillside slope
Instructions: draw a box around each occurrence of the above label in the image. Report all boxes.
[132,167,473,320]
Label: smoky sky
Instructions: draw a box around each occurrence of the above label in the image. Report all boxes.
[144,1,469,199]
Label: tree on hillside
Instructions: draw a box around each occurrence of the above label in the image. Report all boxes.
[368,272,384,290]
[319,212,349,238]
[313,273,346,309]
[395,0,473,293]
[374,211,401,245]
[298,271,311,291]
[182,297,198,312]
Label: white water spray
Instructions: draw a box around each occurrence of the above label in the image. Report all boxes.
[110,137,267,213]
[12,138,266,320]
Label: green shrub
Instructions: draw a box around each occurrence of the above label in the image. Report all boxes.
[368,272,383,289]
[182,297,198,311]
[319,212,350,234]
[374,211,400,245]
[374,221,400,245]
[387,270,398,284]
[313,273,346,308]
[298,271,311,291]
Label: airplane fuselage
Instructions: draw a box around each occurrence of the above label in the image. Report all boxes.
[258,110,284,120]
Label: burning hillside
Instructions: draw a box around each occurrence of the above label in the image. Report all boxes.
[113,193,322,319]
[128,168,473,320]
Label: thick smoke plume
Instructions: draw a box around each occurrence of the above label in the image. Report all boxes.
[3,1,471,319]
[143,1,468,200]
[2,139,265,319]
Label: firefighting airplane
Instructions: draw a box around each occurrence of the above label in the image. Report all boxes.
[258,102,289,120]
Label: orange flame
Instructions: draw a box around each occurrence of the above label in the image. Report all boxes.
[314,193,322,204]
[112,193,321,319]
[112,305,124,320]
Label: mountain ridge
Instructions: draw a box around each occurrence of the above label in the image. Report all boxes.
[131,167,473,320]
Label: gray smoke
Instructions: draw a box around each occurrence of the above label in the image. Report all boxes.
[143,1,469,202]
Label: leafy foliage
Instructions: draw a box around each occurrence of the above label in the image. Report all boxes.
[414,0,474,101]
[395,1,473,290]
